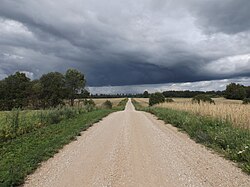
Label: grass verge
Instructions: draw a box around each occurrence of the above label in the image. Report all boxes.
[132,99,250,174]
[0,108,122,186]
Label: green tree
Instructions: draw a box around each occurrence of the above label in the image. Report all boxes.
[143,91,149,98]
[40,72,66,108]
[149,92,165,106]
[225,83,246,100]
[80,89,90,98]
[245,86,250,98]
[65,69,85,106]
[29,80,43,109]
[0,72,31,110]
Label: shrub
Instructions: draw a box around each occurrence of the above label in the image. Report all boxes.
[83,99,96,106]
[3,108,21,139]
[165,98,174,103]
[83,99,96,112]
[149,92,165,106]
[46,109,62,124]
[242,98,250,104]
[102,100,112,109]
[192,95,215,104]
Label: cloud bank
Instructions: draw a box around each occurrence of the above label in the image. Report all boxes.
[0,0,250,88]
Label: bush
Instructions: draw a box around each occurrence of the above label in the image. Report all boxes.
[83,99,96,106]
[242,98,250,104]
[149,92,165,106]
[192,95,215,104]
[83,99,96,112]
[165,98,174,102]
[102,100,113,109]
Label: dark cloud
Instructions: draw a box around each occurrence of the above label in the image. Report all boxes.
[191,0,250,34]
[0,0,250,88]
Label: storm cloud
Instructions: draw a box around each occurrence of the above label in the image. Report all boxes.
[0,0,250,89]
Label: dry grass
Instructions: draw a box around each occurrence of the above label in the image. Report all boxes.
[64,98,125,108]
[92,98,125,107]
[134,98,250,129]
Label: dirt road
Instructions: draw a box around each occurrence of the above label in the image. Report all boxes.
[25,99,250,187]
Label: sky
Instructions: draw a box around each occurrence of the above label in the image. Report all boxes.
[0,0,250,93]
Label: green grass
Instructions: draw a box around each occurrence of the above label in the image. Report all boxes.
[0,104,125,186]
[0,107,90,142]
[132,99,250,174]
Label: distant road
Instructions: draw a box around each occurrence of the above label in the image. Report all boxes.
[25,99,250,187]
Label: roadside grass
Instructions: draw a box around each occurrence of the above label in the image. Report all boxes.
[0,99,128,186]
[0,106,90,142]
[132,99,250,175]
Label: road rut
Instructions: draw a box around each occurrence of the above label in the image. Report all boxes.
[24,99,250,187]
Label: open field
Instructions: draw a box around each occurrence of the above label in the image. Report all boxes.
[134,98,250,129]
[92,98,125,107]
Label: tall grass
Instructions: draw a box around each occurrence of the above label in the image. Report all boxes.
[157,102,250,129]
[0,105,96,142]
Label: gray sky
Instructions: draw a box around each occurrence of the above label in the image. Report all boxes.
[0,0,250,92]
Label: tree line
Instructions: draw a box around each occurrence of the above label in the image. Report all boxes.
[143,83,250,100]
[0,69,87,110]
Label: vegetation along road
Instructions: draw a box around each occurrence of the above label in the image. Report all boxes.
[24,99,250,187]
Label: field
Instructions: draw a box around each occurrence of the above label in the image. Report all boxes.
[0,98,128,186]
[134,98,250,129]
[92,98,125,107]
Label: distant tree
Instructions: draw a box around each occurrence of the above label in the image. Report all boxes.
[242,98,250,104]
[29,80,43,109]
[0,72,31,110]
[143,91,149,98]
[79,89,90,99]
[245,86,250,98]
[192,95,215,104]
[149,92,165,106]
[65,69,85,106]
[225,83,246,100]
[40,72,65,108]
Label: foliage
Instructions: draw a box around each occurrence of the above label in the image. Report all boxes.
[0,106,90,142]
[0,69,86,111]
[192,95,215,104]
[117,98,128,110]
[79,89,90,98]
[165,98,174,102]
[83,99,96,112]
[102,100,113,109]
[162,90,224,98]
[149,92,165,106]
[65,69,85,106]
[83,99,95,106]
[0,72,30,110]
[242,98,250,105]
[225,83,247,100]
[29,80,43,109]
[143,91,149,98]
[40,72,66,108]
